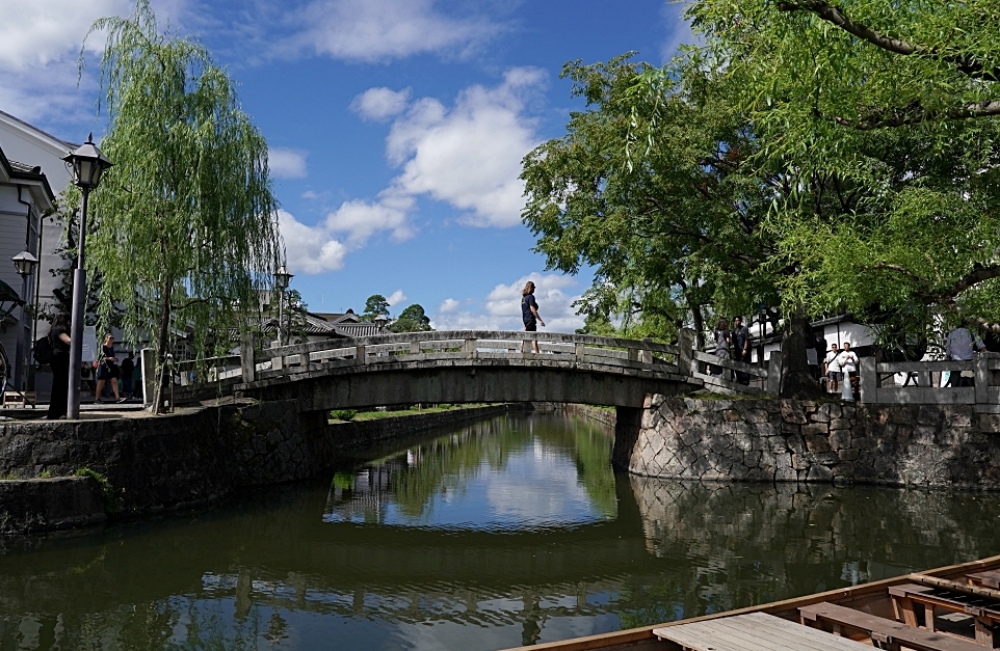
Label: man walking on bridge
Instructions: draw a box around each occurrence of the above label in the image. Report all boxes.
[521,281,545,353]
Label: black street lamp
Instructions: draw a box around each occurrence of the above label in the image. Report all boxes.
[274,265,293,347]
[11,250,38,391]
[63,134,112,418]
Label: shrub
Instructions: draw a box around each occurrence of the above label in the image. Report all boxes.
[330,409,357,421]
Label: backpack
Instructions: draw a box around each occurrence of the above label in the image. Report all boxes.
[32,334,54,365]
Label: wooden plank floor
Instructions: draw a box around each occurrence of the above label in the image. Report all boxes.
[653,612,872,651]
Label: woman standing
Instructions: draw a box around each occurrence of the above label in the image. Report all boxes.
[712,317,731,376]
[47,314,72,420]
[520,281,545,353]
[95,333,124,403]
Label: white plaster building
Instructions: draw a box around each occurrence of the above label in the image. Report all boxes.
[0,139,57,391]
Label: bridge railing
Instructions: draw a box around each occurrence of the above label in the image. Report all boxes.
[238,330,683,384]
[858,353,1000,411]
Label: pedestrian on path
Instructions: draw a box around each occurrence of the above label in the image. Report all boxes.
[95,333,124,403]
[521,281,545,353]
[732,316,751,384]
[945,321,985,386]
[47,314,72,420]
[711,318,731,376]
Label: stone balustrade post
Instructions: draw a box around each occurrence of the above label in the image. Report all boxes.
[678,328,695,377]
[463,338,477,359]
[975,354,990,405]
[410,340,421,355]
[240,342,256,383]
[575,343,586,361]
[640,337,653,364]
[766,353,782,396]
[355,345,366,365]
[859,356,877,404]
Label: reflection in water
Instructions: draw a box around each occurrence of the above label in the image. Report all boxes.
[0,413,998,650]
[325,417,616,529]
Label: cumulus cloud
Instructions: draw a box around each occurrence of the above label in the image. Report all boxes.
[660,1,700,62]
[351,87,411,122]
[323,192,415,245]
[431,273,584,332]
[383,67,546,228]
[268,147,308,179]
[289,0,501,62]
[277,209,348,274]
[0,0,190,125]
[386,289,407,306]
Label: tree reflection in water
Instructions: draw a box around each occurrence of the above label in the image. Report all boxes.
[1,412,999,651]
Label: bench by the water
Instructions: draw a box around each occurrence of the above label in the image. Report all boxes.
[654,611,872,650]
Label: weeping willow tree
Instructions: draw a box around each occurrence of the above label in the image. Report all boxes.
[82,0,282,412]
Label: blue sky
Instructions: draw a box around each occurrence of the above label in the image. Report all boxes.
[0,0,693,331]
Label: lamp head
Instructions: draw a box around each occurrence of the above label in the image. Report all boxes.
[62,133,113,190]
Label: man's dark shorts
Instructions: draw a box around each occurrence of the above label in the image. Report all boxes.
[524,322,537,331]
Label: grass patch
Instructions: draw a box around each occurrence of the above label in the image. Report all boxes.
[74,468,118,513]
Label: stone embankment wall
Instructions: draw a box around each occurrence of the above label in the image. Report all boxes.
[629,396,1000,489]
[0,402,508,534]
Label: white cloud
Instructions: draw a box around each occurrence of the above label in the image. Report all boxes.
[268,147,308,179]
[0,0,191,126]
[277,209,348,274]
[323,192,415,245]
[431,273,584,332]
[383,67,546,228]
[660,1,700,62]
[301,190,319,200]
[386,289,407,306]
[290,0,501,62]
[351,87,410,122]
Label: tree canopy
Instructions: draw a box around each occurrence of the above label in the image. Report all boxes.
[84,0,282,410]
[361,294,391,322]
[524,1,1000,395]
[390,304,433,333]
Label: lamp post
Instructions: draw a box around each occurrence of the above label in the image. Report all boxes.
[374,313,389,333]
[12,250,38,392]
[63,134,112,419]
[274,265,293,347]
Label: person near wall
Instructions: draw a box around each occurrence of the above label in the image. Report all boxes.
[520,281,545,354]
[711,318,731,376]
[731,316,751,384]
[46,314,72,420]
[835,342,859,393]
[945,322,986,387]
[824,342,841,392]
[95,333,124,403]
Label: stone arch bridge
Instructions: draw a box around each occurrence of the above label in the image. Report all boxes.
[167,330,779,412]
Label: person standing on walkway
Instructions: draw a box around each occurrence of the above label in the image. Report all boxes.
[835,342,859,392]
[824,342,841,392]
[95,333,124,403]
[47,314,72,420]
[711,318,731,376]
[521,281,545,353]
[945,321,985,386]
[731,316,751,384]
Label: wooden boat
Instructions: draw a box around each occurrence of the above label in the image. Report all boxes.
[506,553,1000,651]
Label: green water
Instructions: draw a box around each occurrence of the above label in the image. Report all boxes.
[1,412,999,650]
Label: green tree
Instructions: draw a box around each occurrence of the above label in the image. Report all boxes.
[83,0,282,412]
[390,304,433,332]
[361,294,390,322]
[654,0,1000,337]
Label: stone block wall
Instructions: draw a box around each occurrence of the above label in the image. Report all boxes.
[629,395,1000,489]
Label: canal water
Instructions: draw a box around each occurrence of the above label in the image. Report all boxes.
[2,412,999,650]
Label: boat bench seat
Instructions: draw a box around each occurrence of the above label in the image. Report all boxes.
[799,601,984,651]
[889,582,1000,646]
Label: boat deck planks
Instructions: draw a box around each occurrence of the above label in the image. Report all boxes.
[652,612,872,651]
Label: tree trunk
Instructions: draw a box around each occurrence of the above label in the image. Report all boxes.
[152,275,173,414]
[780,304,823,399]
